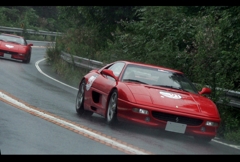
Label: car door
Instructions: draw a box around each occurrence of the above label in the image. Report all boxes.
[89,62,126,114]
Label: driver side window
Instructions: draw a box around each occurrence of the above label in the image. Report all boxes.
[107,62,125,77]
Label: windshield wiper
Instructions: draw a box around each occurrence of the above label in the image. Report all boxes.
[153,84,188,92]
[123,79,147,84]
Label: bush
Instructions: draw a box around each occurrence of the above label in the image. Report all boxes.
[217,104,240,143]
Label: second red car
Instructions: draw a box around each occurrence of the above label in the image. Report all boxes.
[0,33,33,63]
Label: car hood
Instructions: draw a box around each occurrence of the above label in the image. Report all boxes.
[126,84,219,117]
[0,41,22,52]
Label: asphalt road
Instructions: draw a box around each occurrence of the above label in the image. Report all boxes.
[0,40,240,154]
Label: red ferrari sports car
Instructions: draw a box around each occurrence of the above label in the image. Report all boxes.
[0,33,33,63]
[76,61,221,142]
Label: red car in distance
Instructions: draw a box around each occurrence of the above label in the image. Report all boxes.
[0,33,33,63]
[76,60,221,142]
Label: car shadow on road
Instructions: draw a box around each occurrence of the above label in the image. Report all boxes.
[75,112,213,147]
[0,57,24,64]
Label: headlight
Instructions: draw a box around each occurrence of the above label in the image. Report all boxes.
[206,121,218,126]
[132,108,149,115]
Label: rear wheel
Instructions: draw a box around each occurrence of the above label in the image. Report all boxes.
[106,89,118,125]
[76,80,86,115]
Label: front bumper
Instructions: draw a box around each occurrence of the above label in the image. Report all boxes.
[117,99,220,138]
[0,50,28,61]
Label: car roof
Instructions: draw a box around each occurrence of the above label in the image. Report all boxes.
[0,33,24,39]
[115,60,183,74]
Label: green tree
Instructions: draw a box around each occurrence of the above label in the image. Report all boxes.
[57,6,141,47]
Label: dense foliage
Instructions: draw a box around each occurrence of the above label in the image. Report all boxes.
[0,6,61,40]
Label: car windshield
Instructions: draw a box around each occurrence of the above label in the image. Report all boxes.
[121,64,199,94]
[0,35,25,45]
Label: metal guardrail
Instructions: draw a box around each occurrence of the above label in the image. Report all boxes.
[60,50,240,109]
[217,89,240,108]
[60,51,104,70]
[0,26,63,36]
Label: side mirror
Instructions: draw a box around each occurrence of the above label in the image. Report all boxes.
[199,87,211,95]
[28,43,33,46]
[101,69,117,81]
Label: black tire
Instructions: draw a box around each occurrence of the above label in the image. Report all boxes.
[23,52,31,63]
[76,80,86,115]
[106,89,118,125]
[194,136,212,143]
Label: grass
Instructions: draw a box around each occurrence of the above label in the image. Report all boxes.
[51,59,87,88]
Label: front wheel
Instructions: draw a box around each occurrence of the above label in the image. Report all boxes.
[23,52,31,63]
[106,89,118,125]
[76,80,86,115]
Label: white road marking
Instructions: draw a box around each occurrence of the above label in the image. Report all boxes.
[212,139,240,150]
[0,91,150,154]
[34,58,240,151]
